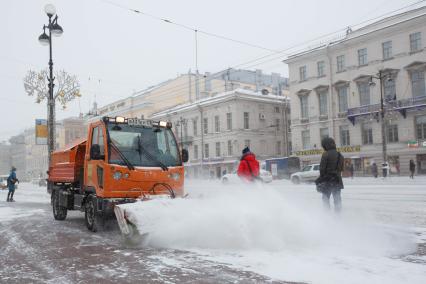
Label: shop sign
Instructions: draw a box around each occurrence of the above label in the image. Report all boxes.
[407,140,419,148]
[295,145,361,156]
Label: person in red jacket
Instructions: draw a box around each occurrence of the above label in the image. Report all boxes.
[237,147,260,182]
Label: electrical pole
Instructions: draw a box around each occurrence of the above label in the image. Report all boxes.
[379,70,387,164]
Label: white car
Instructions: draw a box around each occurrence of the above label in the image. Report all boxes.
[221,170,273,184]
[0,175,8,189]
[290,164,320,184]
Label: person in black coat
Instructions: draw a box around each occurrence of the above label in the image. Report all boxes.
[317,137,344,212]
[371,163,378,178]
[409,160,416,179]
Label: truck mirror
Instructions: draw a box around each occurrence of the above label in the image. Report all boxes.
[90,144,101,160]
[181,148,189,163]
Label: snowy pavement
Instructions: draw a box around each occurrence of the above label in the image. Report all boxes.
[0,177,425,284]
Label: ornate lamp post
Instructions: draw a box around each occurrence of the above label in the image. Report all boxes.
[369,70,393,165]
[38,4,63,165]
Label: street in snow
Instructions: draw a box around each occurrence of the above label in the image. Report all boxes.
[0,177,425,284]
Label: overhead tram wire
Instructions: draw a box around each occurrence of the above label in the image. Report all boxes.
[100,0,279,53]
[97,0,426,100]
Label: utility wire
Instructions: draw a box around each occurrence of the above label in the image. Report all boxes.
[100,0,280,53]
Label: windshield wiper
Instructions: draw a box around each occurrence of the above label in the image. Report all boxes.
[137,135,168,171]
[109,139,135,171]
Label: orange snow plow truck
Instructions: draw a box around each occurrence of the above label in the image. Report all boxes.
[48,116,188,233]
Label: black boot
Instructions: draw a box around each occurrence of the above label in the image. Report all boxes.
[10,191,15,202]
[7,192,11,202]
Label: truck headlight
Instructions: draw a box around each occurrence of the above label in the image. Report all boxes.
[113,171,122,180]
[169,173,181,181]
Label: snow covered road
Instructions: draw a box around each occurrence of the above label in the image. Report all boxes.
[0,177,425,284]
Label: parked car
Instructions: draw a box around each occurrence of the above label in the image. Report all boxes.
[32,178,47,187]
[221,169,273,184]
[290,164,320,184]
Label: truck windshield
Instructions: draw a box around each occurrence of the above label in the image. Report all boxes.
[107,124,181,167]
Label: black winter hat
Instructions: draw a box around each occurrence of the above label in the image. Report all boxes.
[242,146,250,155]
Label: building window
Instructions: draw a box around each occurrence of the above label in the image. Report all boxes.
[387,124,399,143]
[382,41,392,60]
[276,141,281,155]
[384,78,396,102]
[243,112,249,129]
[411,70,426,98]
[244,139,251,148]
[337,86,348,112]
[358,48,368,66]
[358,82,370,106]
[227,140,232,156]
[301,130,310,150]
[361,124,373,145]
[318,91,328,116]
[317,61,325,77]
[203,118,208,134]
[410,32,422,52]
[299,66,307,81]
[416,115,426,140]
[274,106,280,113]
[226,113,232,130]
[320,128,329,141]
[215,142,221,157]
[194,145,198,159]
[275,118,280,131]
[204,143,209,158]
[336,55,345,72]
[340,125,350,146]
[183,122,188,138]
[300,95,309,119]
[214,115,220,132]
[193,119,198,136]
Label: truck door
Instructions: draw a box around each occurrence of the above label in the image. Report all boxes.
[85,124,106,194]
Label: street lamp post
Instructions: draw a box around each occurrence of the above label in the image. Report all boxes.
[38,4,63,166]
[370,70,392,165]
[176,117,187,148]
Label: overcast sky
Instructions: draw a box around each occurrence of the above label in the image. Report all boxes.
[0,0,422,141]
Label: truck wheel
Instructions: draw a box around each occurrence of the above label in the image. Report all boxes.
[291,176,300,184]
[85,196,101,232]
[53,190,67,220]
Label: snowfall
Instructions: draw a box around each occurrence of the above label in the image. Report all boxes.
[1,176,425,284]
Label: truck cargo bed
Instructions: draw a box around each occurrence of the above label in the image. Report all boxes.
[48,138,86,183]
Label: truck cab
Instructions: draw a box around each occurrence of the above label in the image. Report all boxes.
[48,116,188,232]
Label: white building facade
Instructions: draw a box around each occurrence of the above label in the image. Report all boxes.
[151,89,290,178]
[285,7,426,176]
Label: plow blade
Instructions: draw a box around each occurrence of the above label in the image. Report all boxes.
[114,205,141,244]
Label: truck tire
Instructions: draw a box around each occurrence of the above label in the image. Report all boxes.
[53,190,67,220]
[85,196,102,232]
[291,176,300,184]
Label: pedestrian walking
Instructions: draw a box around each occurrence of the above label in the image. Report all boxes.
[409,160,416,179]
[315,137,344,212]
[7,166,19,202]
[382,162,389,178]
[372,163,378,178]
[349,163,354,179]
[237,147,260,182]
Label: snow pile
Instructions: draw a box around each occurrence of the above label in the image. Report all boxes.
[119,180,425,283]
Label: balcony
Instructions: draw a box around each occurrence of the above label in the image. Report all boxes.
[347,96,426,125]
[176,135,194,145]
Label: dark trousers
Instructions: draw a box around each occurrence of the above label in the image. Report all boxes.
[7,190,15,201]
[322,188,341,212]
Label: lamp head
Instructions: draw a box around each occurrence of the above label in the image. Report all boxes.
[44,4,56,17]
[38,29,50,46]
[51,20,63,37]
